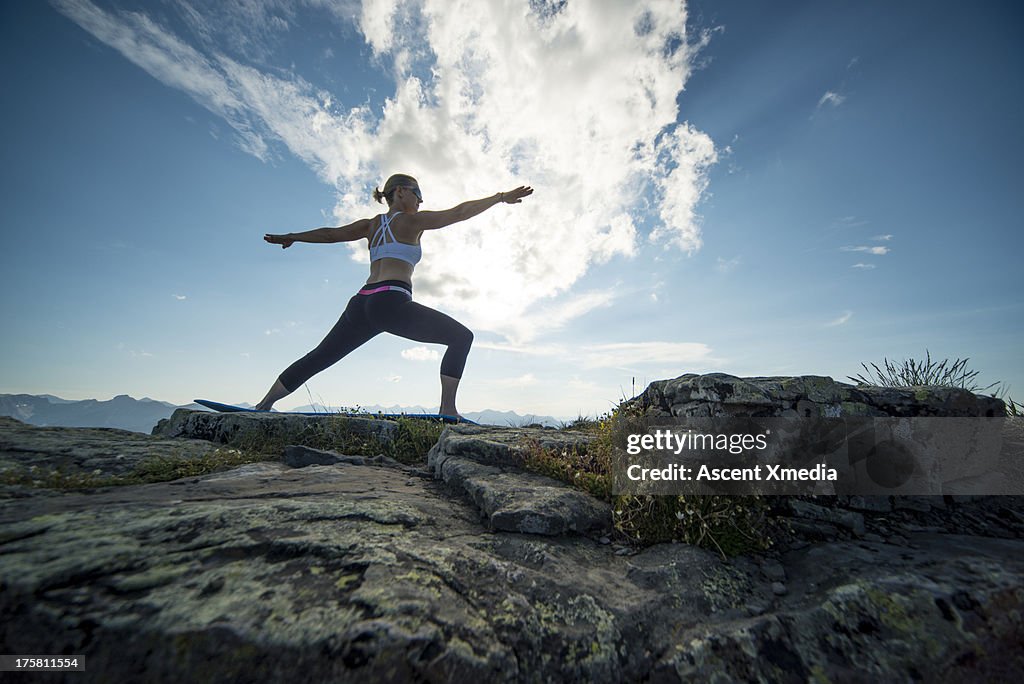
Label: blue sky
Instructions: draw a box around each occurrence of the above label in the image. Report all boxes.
[1,0,1021,418]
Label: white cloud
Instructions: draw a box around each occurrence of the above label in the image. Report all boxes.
[173,294,187,300]
[474,341,565,357]
[871,234,893,241]
[401,346,439,362]
[851,263,876,270]
[649,280,665,302]
[567,377,605,394]
[493,373,539,388]
[841,245,890,255]
[649,123,718,252]
[580,341,714,369]
[476,338,715,373]
[831,216,868,230]
[716,256,741,273]
[825,311,853,327]
[496,289,618,345]
[175,0,299,62]
[817,90,846,108]
[52,0,273,158]
[55,0,718,344]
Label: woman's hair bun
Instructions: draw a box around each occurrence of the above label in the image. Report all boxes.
[374,174,418,205]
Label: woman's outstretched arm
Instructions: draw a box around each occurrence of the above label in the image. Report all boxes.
[264,218,371,249]
[411,186,533,231]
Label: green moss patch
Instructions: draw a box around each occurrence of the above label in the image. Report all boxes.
[519,403,774,557]
[0,446,266,491]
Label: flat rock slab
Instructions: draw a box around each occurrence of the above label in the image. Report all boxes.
[428,425,610,535]
[0,416,230,490]
[1,462,1023,682]
[153,408,400,447]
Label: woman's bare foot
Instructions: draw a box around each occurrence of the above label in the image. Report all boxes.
[255,378,290,412]
[439,406,461,419]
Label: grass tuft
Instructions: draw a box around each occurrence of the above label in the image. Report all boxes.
[849,350,1021,416]
[556,414,602,432]
[519,401,774,557]
[1005,397,1024,417]
[613,494,772,559]
[386,417,446,465]
[131,447,262,482]
[521,439,612,501]
[848,349,998,393]
[226,414,444,465]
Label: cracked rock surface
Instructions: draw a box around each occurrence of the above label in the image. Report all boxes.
[2,408,1023,681]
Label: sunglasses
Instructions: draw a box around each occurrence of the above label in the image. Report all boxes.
[402,186,422,202]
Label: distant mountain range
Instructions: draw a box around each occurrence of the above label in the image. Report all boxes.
[0,394,192,434]
[0,394,562,433]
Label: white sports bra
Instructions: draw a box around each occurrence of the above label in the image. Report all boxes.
[368,212,422,266]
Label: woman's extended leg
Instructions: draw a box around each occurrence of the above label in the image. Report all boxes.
[368,296,473,417]
[256,300,378,411]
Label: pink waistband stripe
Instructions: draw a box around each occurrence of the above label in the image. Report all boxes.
[358,285,412,297]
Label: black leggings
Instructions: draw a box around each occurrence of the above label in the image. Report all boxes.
[278,280,473,392]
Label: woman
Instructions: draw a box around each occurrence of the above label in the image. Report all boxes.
[256,174,533,419]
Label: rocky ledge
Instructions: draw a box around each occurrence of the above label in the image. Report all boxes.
[1,373,1022,682]
[631,373,1007,418]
